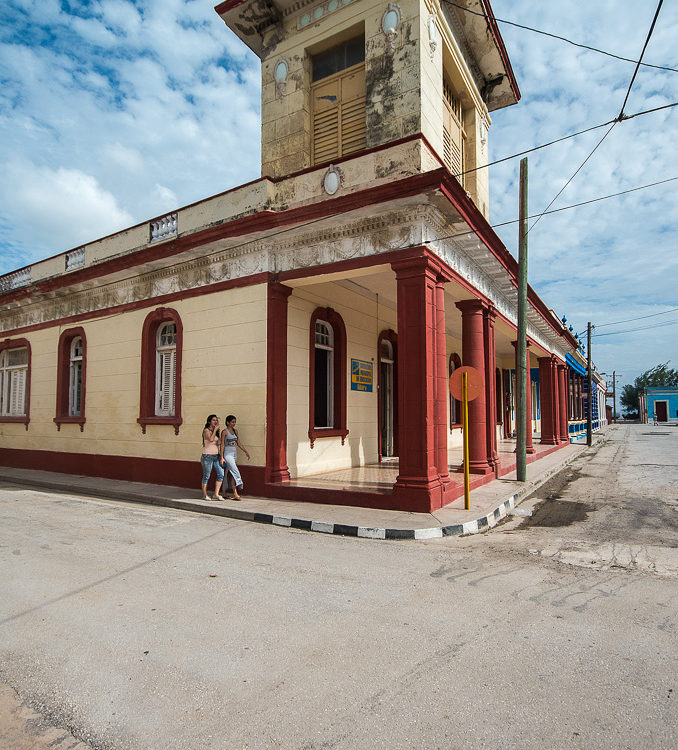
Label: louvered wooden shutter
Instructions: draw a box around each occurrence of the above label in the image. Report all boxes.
[443,83,465,184]
[157,350,176,417]
[312,63,365,165]
[69,361,82,416]
[9,368,26,416]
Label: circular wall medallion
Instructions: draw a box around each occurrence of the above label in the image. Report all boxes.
[274,59,288,83]
[382,8,400,34]
[301,13,310,26]
[328,0,338,10]
[322,165,343,195]
[314,7,324,20]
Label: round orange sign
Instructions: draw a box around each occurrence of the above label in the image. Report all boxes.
[449,366,483,401]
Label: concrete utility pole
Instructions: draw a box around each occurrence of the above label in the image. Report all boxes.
[516,157,528,481]
[613,370,617,423]
[587,322,593,446]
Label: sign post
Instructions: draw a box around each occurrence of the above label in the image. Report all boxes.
[449,365,483,511]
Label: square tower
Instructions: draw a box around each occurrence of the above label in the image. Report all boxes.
[217,0,519,218]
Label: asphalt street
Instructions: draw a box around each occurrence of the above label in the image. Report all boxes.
[0,423,676,749]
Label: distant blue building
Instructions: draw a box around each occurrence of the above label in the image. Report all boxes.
[640,387,678,424]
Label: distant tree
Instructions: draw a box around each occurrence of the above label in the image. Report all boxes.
[621,362,678,418]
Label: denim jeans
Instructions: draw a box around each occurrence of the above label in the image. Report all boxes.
[201,453,224,484]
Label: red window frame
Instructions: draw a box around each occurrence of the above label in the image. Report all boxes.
[54,327,87,431]
[138,307,183,435]
[308,306,348,447]
[0,337,31,429]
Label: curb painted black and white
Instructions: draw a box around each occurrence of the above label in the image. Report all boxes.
[1,439,593,542]
[248,493,520,540]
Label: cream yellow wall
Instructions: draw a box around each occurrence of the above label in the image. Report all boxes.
[0,285,268,466]
[287,281,397,478]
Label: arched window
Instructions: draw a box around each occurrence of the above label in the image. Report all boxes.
[138,308,183,435]
[314,320,334,427]
[309,307,347,447]
[155,322,177,417]
[69,337,84,416]
[55,328,86,430]
[449,353,461,427]
[0,340,30,427]
[377,329,398,458]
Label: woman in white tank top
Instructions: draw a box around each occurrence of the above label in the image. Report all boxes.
[219,414,250,500]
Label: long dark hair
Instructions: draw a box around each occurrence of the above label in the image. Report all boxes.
[225,415,236,432]
[203,414,220,446]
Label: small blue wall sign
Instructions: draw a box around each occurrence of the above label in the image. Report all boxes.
[351,359,373,392]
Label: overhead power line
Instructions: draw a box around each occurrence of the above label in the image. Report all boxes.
[592,306,678,329]
[442,0,678,73]
[526,122,617,234]
[618,0,665,118]
[456,102,678,181]
[491,176,678,230]
[593,318,678,337]
[526,6,666,236]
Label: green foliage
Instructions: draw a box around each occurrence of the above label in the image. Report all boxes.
[621,362,678,416]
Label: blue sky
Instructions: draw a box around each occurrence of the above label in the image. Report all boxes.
[0,0,676,397]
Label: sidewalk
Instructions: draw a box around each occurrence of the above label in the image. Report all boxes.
[0,443,587,540]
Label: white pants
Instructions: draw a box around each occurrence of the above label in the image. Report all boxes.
[222,449,243,489]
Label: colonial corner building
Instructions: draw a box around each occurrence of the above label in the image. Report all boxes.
[0,0,607,513]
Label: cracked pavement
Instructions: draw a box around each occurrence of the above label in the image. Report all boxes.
[0,423,676,749]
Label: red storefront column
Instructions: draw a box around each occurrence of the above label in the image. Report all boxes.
[483,306,499,471]
[391,256,443,509]
[557,363,569,442]
[551,356,560,442]
[456,300,493,474]
[435,278,450,486]
[265,282,293,482]
[513,341,535,454]
[538,356,558,444]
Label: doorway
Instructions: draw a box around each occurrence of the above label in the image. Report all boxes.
[655,400,668,422]
[378,332,398,458]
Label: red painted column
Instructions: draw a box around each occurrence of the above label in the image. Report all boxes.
[456,300,492,474]
[551,357,560,443]
[434,278,450,486]
[538,356,558,444]
[265,283,293,483]
[483,306,499,471]
[557,363,569,442]
[391,256,443,509]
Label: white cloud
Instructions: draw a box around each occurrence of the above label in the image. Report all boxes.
[0,162,133,251]
[0,0,675,390]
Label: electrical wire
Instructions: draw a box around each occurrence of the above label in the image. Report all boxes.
[587,306,678,330]
[490,176,678,229]
[526,122,617,234]
[442,0,678,73]
[455,101,678,181]
[524,5,666,236]
[593,318,678,337]
[618,0,665,118]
